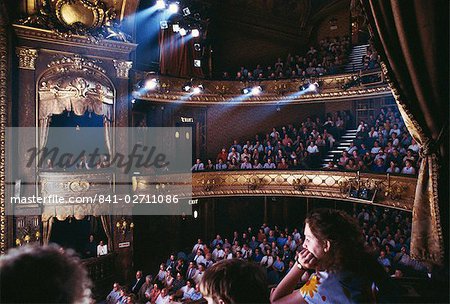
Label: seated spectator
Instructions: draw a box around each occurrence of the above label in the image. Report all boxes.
[253,159,263,169]
[0,245,92,303]
[277,158,289,169]
[189,284,204,302]
[401,159,416,175]
[171,272,185,293]
[263,158,276,169]
[131,270,145,294]
[240,156,252,169]
[138,275,153,303]
[155,288,169,304]
[156,263,166,283]
[149,283,161,304]
[215,158,227,170]
[228,157,239,170]
[107,282,121,304]
[191,159,204,172]
[386,160,400,173]
[200,259,269,304]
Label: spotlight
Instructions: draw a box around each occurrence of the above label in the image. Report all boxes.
[242,88,250,94]
[131,98,136,104]
[193,59,201,67]
[191,29,200,37]
[308,83,317,91]
[192,87,202,94]
[182,7,191,16]
[179,28,187,36]
[172,24,180,32]
[194,43,201,51]
[182,85,191,92]
[144,78,158,90]
[168,2,179,13]
[155,0,166,10]
[251,86,263,95]
[160,20,168,29]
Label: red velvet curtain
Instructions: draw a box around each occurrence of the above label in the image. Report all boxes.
[159,29,204,78]
[362,0,448,266]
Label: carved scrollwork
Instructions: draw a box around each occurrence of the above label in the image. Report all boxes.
[113,60,133,79]
[16,47,38,70]
[68,180,90,192]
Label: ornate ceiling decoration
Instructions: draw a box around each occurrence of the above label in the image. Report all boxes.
[17,0,131,41]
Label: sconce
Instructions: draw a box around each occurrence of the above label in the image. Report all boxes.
[274,83,288,96]
[155,183,169,193]
[215,85,229,96]
[248,176,262,190]
[383,173,405,200]
[15,217,40,246]
[202,179,215,192]
[293,177,308,191]
[116,217,134,235]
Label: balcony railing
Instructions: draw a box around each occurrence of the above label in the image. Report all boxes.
[132,69,390,105]
[133,170,416,211]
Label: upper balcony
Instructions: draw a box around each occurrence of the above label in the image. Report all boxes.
[132,69,391,105]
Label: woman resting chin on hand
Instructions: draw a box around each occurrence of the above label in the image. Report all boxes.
[270,209,389,304]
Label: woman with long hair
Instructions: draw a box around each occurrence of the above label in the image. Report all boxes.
[270,209,390,303]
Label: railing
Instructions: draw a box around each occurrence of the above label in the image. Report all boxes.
[82,253,116,299]
[132,69,391,105]
[133,170,416,211]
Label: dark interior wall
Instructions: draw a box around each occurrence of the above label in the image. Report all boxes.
[205,102,325,158]
[312,2,351,43]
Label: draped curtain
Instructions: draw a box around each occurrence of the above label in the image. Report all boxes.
[362,0,449,265]
[159,29,204,78]
[100,215,113,252]
[42,217,54,245]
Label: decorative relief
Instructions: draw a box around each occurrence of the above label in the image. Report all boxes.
[133,171,417,211]
[113,60,132,79]
[16,47,38,70]
[17,0,132,42]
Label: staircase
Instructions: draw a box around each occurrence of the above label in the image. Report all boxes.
[321,129,357,167]
[344,44,369,73]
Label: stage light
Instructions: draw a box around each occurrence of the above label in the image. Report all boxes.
[191,29,200,37]
[182,85,191,92]
[155,0,166,10]
[194,43,201,51]
[193,210,198,218]
[168,2,179,13]
[131,98,136,104]
[145,78,158,90]
[308,83,317,91]
[179,28,187,36]
[160,20,168,29]
[193,59,201,67]
[172,24,180,32]
[242,88,250,94]
[182,7,191,16]
[251,86,263,95]
[192,87,201,94]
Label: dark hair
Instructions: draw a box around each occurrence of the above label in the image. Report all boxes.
[0,244,92,303]
[200,259,268,304]
[305,208,387,284]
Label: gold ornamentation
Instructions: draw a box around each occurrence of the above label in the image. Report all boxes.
[16,47,38,70]
[293,177,308,191]
[113,60,132,79]
[248,176,262,190]
[55,0,106,31]
[69,180,90,192]
[202,178,216,192]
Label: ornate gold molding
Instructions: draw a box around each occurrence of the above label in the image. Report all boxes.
[133,171,416,211]
[13,24,137,55]
[113,60,132,79]
[16,47,38,70]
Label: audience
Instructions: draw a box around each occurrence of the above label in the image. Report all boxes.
[224,35,351,81]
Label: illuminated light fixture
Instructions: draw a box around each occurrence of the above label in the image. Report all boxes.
[194,43,201,51]
[179,28,187,36]
[308,83,317,91]
[131,98,136,104]
[145,78,159,90]
[182,85,191,92]
[242,88,250,94]
[193,210,198,218]
[191,29,200,37]
[172,24,180,32]
[155,0,166,10]
[251,86,263,95]
[193,59,201,67]
[160,20,168,29]
[168,2,179,13]
[182,7,191,16]
[192,84,204,94]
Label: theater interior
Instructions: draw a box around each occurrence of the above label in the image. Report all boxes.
[0,0,448,303]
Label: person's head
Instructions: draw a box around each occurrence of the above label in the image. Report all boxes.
[136,270,143,279]
[304,209,366,272]
[200,259,269,304]
[0,245,92,303]
[89,234,94,242]
[161,288,168,297]
[113,282,120,292]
